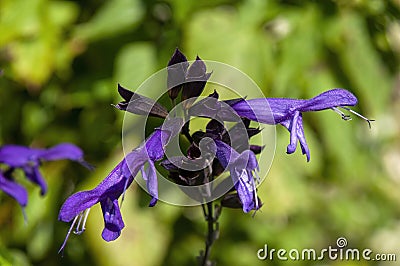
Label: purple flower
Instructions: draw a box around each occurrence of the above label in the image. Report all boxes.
[58,159,132,249]
[0,169,28,207]
[228,89,373,161]
[0,143,90,195]
[58,118,183,251]
[215,140,260,213]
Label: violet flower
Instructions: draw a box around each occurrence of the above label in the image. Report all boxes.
[58,119,183,251]
[214,140,260,213]
[228,89,373,161]
[0,143,91,195]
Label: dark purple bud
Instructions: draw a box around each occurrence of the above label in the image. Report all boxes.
[247,127,262,138]
[250,145,264,154]
[160,159,179,171]
[206,119,226,136]
[113,84,168,119]
[223,97,246,107]
[191,131,205,144]
[188,97,221,119]
[187,143,201,159]
[167,48,189,100]
[221,193,243,209]
[221,193,262,210]
[208,90,219,99]
[211,159,224,177]
[181,56,212,109]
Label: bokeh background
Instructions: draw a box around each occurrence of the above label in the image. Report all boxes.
[1,0,400,265]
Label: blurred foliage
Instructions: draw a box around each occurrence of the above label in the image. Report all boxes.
[1,0,400,265]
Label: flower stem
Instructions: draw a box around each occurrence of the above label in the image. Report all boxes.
[199,201,219,266]
[181,110,193,143]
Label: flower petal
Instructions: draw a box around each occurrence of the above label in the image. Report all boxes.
[141,160,158,207]
[287,111,300,155]
[40,143,83,161]
[280,113,310,161]
[23,166,47,195]
[234,169,256,213]
[59,160,135,222]
[144,130,166,161]
[215,140,239,168]
[0,171,28,207]
[58,189,102,222]
[297,89,358,112]
[100,198,125,241]
[228,98,276,124]
[295,115,310,161]
[0,145,40,167]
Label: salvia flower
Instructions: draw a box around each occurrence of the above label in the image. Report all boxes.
[58,118,183,252]
[58,159,132,251]
[228,89,374,161]
[214,140,261,213]
[57,49,373,260]
[0,143,90,204]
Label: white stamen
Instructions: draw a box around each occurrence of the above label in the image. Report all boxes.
[58,215,79,255]
[251,170,262,218]
[74,212,83,234]
[253,181,259,209]
[340,107,375,129]
[59,209,91,255]
[120,177,130,207]
[254,170,261,184]
[80,208,90,233]
[74,208,90,234]
[331,107,352,121]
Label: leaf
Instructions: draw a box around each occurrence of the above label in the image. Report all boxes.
[73,0,144,42]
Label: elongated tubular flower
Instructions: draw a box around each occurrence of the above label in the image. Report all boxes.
[228,89,373,161]
[58,118,183,251]
[0,143,91,195]
[58,159,135,250]
[0,170,28,207]
[214,140,260,213]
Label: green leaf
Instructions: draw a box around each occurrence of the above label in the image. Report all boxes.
[73,0,144,42]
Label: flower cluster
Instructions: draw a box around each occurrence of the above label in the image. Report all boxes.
[0,143,90,212]
[57,48,372,252]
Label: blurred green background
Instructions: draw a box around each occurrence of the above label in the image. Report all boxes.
[1,0,400,265]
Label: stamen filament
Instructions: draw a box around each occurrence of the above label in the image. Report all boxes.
[331,107,352,121]
[58,215,79,255]
[120,177,130,206]
[59,209,91,256]
[80,208,90,233]
[74,212,84,234]
[340,107,375,129]
[254,170,261,184]
[74,209,90,234]
[251,170,260,218]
